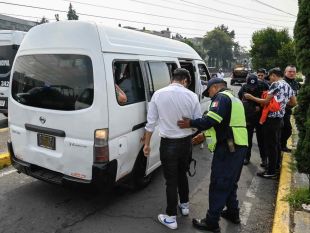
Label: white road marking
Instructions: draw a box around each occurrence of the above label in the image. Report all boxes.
[246,176,260,198]
[240,201,253,226]
[0,168,17,178]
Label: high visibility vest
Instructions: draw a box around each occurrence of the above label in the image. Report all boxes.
[204,90,248,152]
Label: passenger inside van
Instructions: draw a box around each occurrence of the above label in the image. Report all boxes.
[113,62,145,105]
[115,84,127,105]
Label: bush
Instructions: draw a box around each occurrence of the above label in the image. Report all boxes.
[294,0,310,191]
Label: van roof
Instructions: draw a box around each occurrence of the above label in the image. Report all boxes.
[19,21,202,60]
[0,30,26,45]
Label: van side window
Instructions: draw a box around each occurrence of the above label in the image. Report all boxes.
[166,62,178,79]
[198,64,210,81]
[180,62,195,93]
[113,61,145,105]
[147,62,171,95]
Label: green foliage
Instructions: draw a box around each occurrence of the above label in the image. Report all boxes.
[250,27,292,70]
[277,40,297,70]
[203,25,235,69]
[294,0,310,83]
[183,39,207,60]
[67,3,79,20]
[293,0,310,183]
[284,187,310,209]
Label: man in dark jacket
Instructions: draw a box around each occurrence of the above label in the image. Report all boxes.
[238,74,269,166]
[281,65,300,152]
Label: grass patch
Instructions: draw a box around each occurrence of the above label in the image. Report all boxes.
[284,187,310,209]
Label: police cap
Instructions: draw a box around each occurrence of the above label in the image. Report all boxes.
[202,77,227,97]
[247,74,258,86]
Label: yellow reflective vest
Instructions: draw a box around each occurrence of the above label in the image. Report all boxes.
[203,90,248,152]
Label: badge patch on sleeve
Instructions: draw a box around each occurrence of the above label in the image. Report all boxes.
[211,101,219,108]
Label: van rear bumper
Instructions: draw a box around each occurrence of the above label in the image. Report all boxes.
[7,140,117,187]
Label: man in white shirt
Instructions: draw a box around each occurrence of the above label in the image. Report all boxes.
[216,68,225,79]
[144,68,202,230]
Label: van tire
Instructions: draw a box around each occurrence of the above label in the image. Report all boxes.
[132,151,151,189]
[230,80,235,86]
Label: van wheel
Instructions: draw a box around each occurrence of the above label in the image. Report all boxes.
[230,80,235,86]
[3,113,7,117]
[132,152,151,189]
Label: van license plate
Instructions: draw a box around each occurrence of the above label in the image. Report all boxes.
[37,133,56,150]
[0,100,5,107]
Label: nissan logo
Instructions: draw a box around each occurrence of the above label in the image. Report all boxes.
[39,116,46,124]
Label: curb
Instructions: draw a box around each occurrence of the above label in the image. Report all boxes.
[272,151,292,233]
[0,152,11,168]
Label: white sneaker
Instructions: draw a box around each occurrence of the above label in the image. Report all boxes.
[158,214,177,230]
[178,202,189,216]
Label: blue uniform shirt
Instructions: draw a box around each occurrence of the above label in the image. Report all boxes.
[190,88,232,143]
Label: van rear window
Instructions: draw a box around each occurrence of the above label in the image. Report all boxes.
[11,54,94,111]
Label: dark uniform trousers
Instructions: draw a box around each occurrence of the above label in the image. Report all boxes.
[207,143,247,224]
[246,121,266,162]
[160,136,192,216]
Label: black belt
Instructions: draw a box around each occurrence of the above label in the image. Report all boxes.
[161,135,192,142]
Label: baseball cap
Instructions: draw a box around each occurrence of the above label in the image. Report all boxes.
[202,78,227,97]
[247,74,258,86]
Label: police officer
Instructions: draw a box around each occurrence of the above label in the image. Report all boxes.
[281,65,300,152]
[178,78,248,232]
[238,74,269,166]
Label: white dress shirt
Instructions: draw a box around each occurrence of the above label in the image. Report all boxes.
[145,83,202,138]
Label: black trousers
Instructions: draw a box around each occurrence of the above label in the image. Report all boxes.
[206,143,247,225]
[263,118,282,174]
[281,112,292,149]
[246,122,266,162]
[160,136,192,216]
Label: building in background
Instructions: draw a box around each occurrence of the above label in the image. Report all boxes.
[0,14,37,31]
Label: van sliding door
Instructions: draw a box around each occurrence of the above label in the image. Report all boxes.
[140,61,172,174]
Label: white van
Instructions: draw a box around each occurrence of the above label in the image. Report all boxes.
[8,21,210,189]
[0,30,26,116]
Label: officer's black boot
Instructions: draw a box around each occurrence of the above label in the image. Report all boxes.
[221,208,241,224]
[192,218,220,232]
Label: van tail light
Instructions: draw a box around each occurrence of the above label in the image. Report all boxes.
[94,129,109,163]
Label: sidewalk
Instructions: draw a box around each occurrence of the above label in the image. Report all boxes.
[272,118,310,233]
[0,127,10,168]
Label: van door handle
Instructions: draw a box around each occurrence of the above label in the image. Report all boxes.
[132,122,146,131]
[25,123,66,137]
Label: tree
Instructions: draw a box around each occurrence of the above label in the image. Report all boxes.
[67,3,79,20]
[277,40,297,70]
[250,27,292,70]
[183,39,207,60]
[293,0,310,191]
[203,25,235,69]
[39,16,49,24]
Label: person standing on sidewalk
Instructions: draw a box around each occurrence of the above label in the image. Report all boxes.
[143,68,201,230]
[238,74,269,166]
[177,78,248,232]
[281,65,300,152]
[244,68,297,179]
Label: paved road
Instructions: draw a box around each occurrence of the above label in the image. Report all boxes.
[0,79,277,233]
